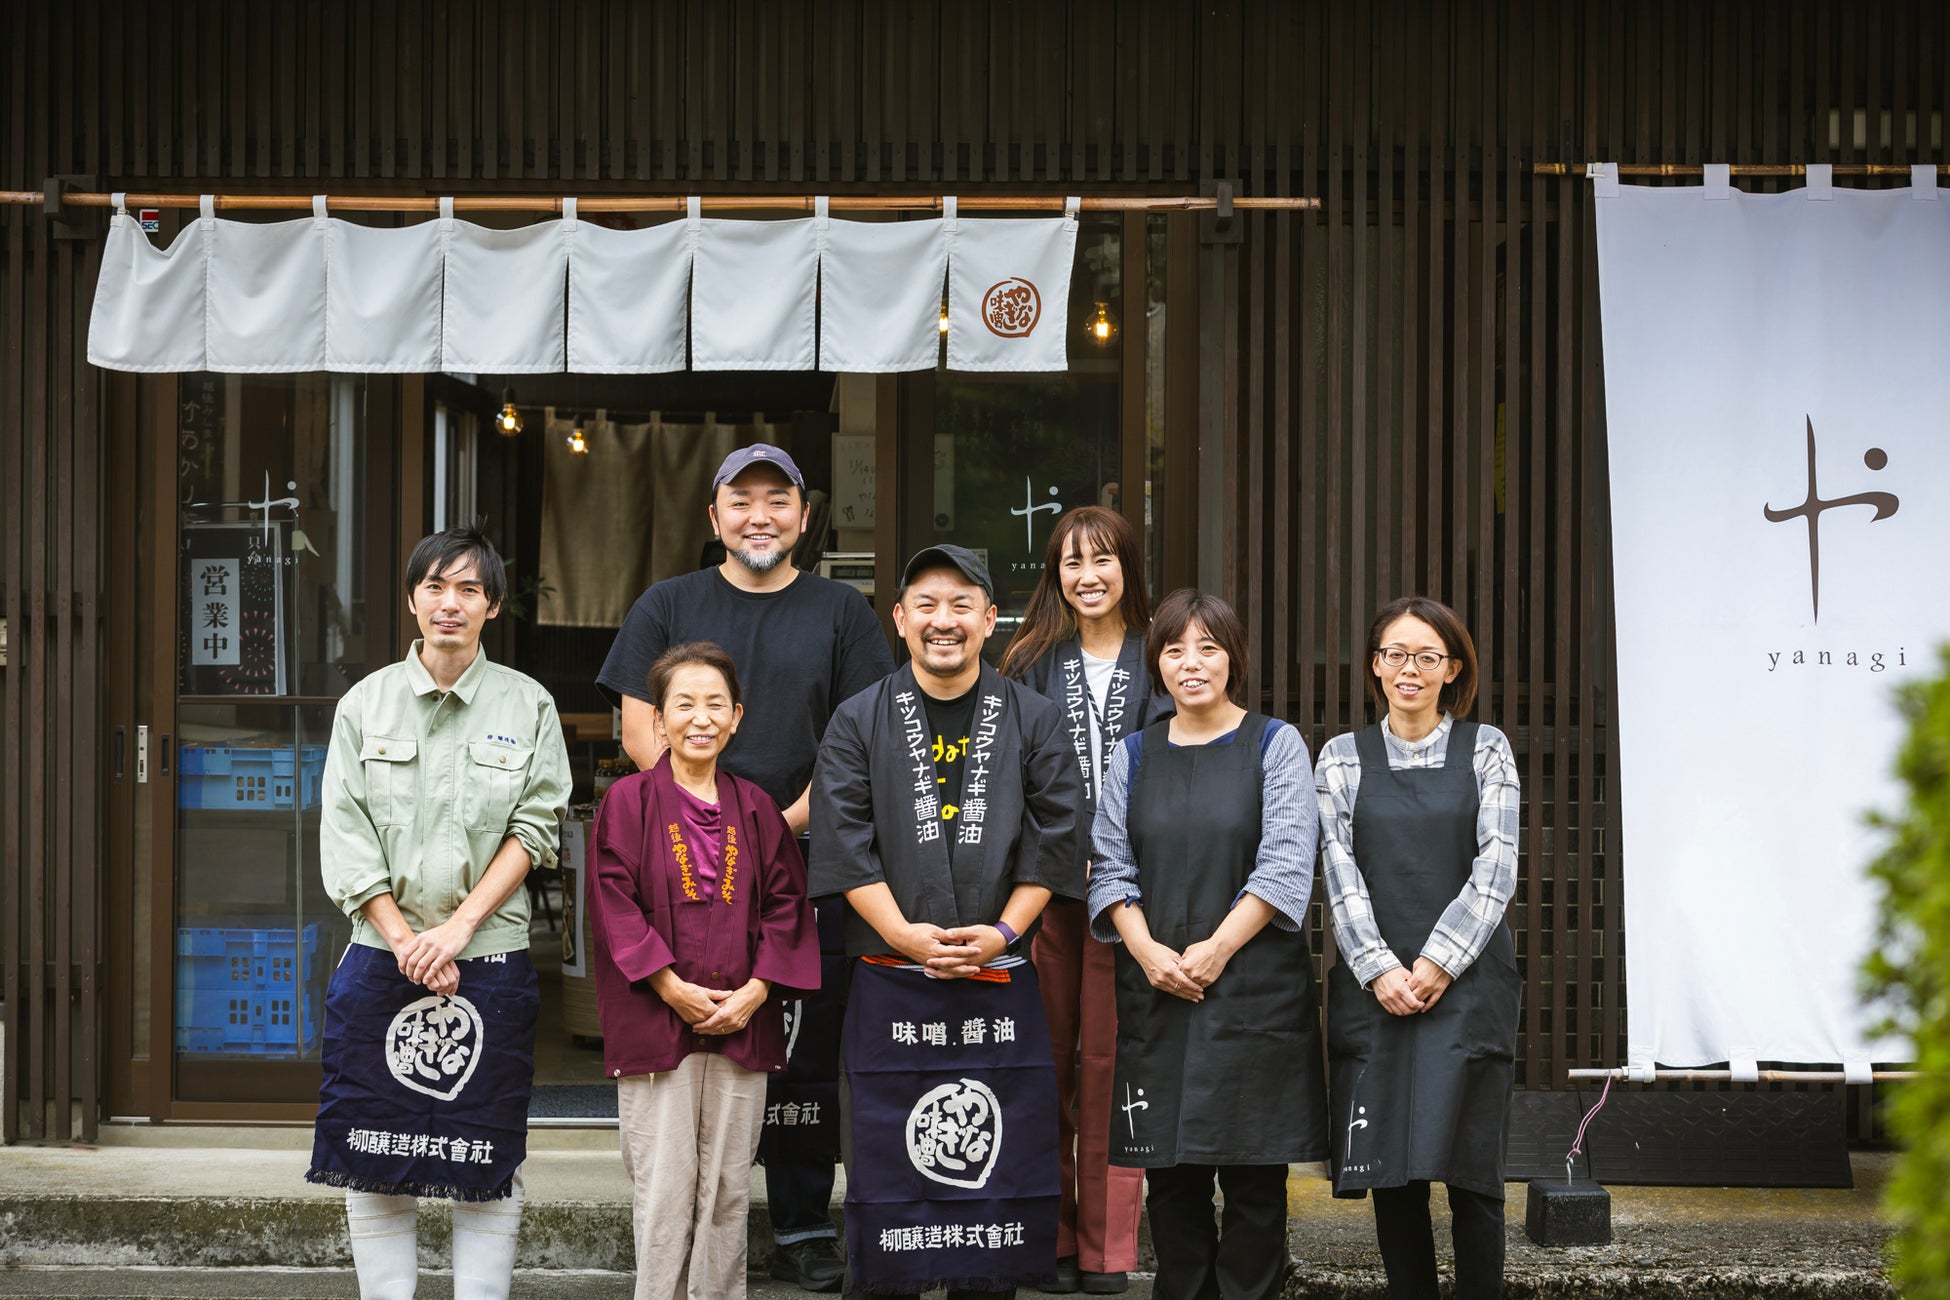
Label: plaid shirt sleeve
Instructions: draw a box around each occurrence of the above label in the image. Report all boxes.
[1315,733,1403,987]
[1419,725,1521,978]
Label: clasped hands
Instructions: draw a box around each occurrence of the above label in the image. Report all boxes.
[394,916,474,997]
[649,968,772,1035]
[1133,935,1236,1003]
[895,921,1011,979]
[1371,957,1453,1016]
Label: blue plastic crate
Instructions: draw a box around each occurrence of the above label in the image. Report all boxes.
[174,923,324,1057]
[178,743,327,811]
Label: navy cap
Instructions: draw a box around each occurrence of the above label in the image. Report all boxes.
[712,443,806,493]
[900,544,993,600]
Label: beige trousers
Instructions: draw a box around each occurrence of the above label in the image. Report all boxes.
[617,1051,768,1300]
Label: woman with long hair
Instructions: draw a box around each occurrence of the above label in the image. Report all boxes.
[999,506,1167,1296]
[1086,589,1327,1300]
[1316,597,1521,1300]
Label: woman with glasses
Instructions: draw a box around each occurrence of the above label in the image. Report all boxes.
[1315,596,1521,1300]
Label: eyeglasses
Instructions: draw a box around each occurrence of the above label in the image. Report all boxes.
[1376,647,1451,670]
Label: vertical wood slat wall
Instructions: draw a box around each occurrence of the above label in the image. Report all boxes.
[3,0,1943,1140]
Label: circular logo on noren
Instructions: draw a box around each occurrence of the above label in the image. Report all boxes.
[981,278,1042,338]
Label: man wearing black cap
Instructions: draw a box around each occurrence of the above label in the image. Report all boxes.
[598,442,894,1292]
[810,546,1084,1300]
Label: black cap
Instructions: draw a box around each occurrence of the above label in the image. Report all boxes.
[712,442,806,493]
[900,544,993,599]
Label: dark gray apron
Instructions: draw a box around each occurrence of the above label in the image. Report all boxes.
[1327,720,1521,1199]
[1109,715,1328,1168]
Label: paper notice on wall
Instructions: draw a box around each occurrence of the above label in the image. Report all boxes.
[189,559,242,666]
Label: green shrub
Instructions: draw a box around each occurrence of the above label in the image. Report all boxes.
[1867,647,1950,1298]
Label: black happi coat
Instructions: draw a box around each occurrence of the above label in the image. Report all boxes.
[809,661,1086,955]
[1017,631,1171,858]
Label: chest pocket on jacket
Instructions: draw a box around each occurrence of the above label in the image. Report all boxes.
[463,739,533,833]
[359,736,417,827]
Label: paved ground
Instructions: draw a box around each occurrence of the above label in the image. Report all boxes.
[0,1127,1899,1298]
[0,1268,1151,1299]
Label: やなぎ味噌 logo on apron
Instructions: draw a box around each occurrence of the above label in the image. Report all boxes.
[906,1077,1004,1189]
[385,994,485,1102]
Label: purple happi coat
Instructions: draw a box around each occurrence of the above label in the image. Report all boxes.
[588,754,820,1079]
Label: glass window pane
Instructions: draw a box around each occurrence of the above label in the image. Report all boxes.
[1145,214,1169,600]
[933,215,1127,655]
[178,375,371,699]
[173,375,367,1098]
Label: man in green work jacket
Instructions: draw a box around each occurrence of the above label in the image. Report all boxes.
[306,526,572,1300]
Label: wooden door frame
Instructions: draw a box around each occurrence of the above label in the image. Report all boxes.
[103,370,416,1123]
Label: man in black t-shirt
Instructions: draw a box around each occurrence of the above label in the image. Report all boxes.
[596,443,894,1293]
[925,691,976,845]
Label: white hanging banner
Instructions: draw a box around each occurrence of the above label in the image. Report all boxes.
[818,213,948,372]
[208,215,327,371]
[442,213,569,374]
[86,200,1081,375]
[324,215,445,372]
[1596,173,1941,1069]
[690,209,820,371]
[87,201,211,373]
[567,215,692,373]
[945,199,1079,372]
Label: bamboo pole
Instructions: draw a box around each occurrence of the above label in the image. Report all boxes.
[1535,162,1948,177]
[1568,1068,1917,1083]
[0,191,1320,213]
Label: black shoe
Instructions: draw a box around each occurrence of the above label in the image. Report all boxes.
[770,1237,847,1292]
[1034,1256,1081,1294]
[1080,1271,1129,1295]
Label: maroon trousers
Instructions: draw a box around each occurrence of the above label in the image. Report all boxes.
[1033,900,1145,1274]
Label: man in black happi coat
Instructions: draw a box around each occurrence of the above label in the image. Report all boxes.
[811,545,1084,1300]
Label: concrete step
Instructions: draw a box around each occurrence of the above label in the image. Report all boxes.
[0,1128,1900,1298]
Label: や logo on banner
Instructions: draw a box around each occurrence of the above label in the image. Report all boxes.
[1763,416,1899,623]
[906,1077,1004,1188]
[981,278,1042,338]
[385,995,485,1102]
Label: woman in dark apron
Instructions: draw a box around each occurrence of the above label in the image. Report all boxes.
[1086,590,1328,1300]
[1315,597,1522,1300]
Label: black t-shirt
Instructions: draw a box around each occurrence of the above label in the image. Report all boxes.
[597,567,896,809]
[922,685,979,865]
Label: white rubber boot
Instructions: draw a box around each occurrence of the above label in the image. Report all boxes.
[345,1190,419,1300]
[451,1166,526,1300]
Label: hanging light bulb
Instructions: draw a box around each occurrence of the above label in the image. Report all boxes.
[567,420,589,455]
[939,301,950,334]
[496,387,524,437]
[1090,301,1117,345]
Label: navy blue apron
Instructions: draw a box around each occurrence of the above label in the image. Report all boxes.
[840,957,1061,1294]
[757,887,847,1166]
[1327,720,1521,1199]
[308,944,539,1201]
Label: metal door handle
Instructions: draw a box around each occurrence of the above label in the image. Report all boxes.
[114,726,125,782]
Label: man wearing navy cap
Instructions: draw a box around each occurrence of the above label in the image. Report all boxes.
[598,443,894,1292]
[809,545,1084,1299]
